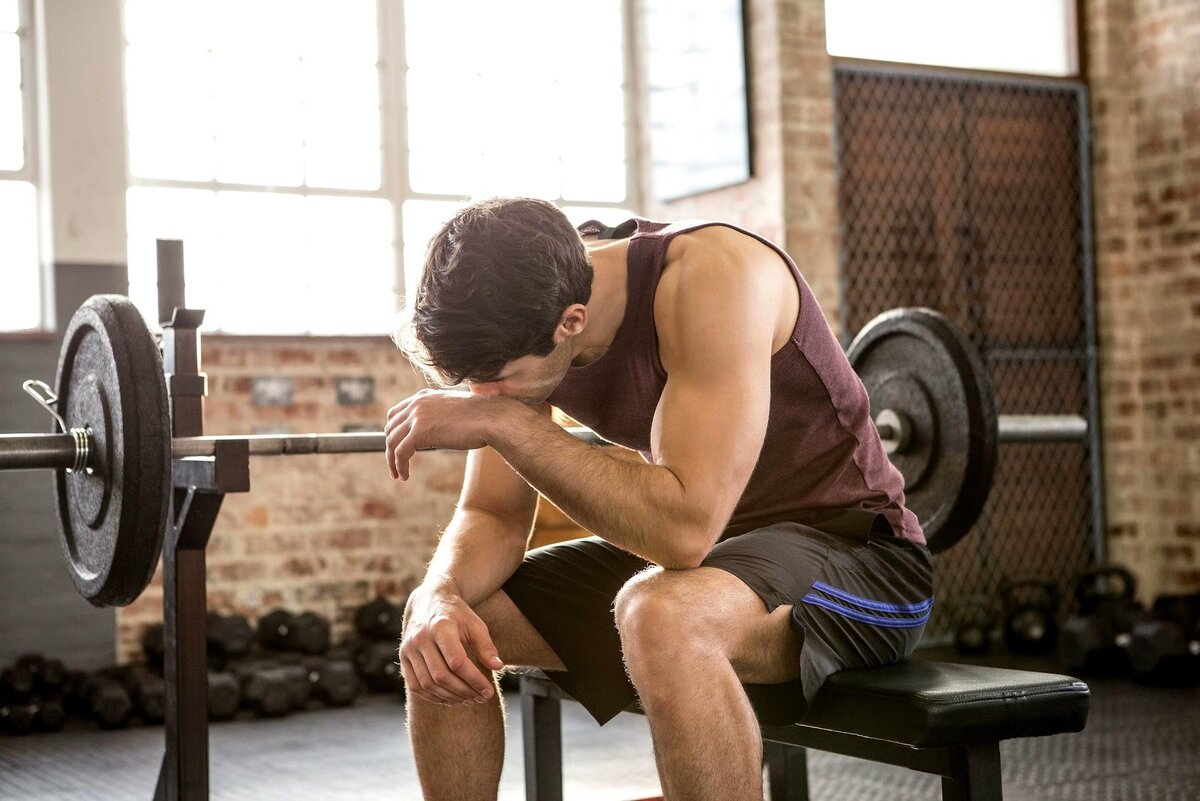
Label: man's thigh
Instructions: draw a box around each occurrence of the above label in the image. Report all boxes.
[472,590,566,671]
[498,536,652,724]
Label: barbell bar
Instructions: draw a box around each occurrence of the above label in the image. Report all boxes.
[0,413,1086,472]
[0,295,1095,608]
[0,427,609,469]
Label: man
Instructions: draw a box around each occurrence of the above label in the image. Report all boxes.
[385,197,933,801]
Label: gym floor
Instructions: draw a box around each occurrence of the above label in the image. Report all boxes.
[2,656,1197,801]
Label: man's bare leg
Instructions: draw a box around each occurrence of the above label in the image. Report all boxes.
[615,566,802,801]
[407,589,566,801]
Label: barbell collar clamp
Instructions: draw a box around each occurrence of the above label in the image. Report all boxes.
[20,381,89,472]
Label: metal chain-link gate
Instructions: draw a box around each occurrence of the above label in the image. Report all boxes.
[832,63,1104,640]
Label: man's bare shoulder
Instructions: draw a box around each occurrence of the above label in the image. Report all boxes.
[655,225,800,367]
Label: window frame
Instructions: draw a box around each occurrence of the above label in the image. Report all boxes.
[122,0,644,335]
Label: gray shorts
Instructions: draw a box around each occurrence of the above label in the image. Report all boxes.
[501,509,934,725]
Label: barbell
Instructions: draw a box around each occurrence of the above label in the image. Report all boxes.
[0,295,1089,609]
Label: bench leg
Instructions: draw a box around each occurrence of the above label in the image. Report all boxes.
[764,741,810,801]
[521,685,564,801]
[941,742,1002,801]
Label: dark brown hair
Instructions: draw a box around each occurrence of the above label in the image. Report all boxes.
[395,198,593,385]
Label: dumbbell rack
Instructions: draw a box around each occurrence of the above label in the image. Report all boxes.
[155,241,250,801]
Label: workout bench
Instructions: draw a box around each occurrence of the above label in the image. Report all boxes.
[518,660,1089,800]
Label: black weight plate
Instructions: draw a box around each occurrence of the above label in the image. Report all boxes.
[53,295,170,607]
[847,308,998,553]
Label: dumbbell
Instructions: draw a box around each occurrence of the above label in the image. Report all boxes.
[207,671,241,721]
[207,613,255,668]
[302,657,363,707]
[257,609,332,655]
[1129,592,1200,684]
[4,698,68,734]
[62,669,91,717]
[1002,579,1059,655]
[115,666,166,724]
[1,665,36,704]
[81,675,134,729]
[354,596,405,641]
[1,702,37,735]
[354,640,403,693]
[229,661,293,718]
[1059,565,1145,675]
[13,654,67,698]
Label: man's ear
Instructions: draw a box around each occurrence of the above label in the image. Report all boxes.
[556,304,588,341]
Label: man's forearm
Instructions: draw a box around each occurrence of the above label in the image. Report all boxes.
[423,508,530,606]
[488,410,714,568]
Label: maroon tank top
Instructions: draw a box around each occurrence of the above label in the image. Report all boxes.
[548,218,923,544]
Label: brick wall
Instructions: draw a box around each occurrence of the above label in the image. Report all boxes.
[1086,0,1200,600]
[114,337,461,662]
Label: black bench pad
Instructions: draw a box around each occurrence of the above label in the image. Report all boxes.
[745,660,1089,748]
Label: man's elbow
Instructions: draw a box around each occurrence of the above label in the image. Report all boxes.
[656,523,721,570]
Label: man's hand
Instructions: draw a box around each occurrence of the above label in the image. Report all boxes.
[384,390,516,480]
[399,583,506,706]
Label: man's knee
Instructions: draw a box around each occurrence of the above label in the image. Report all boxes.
[472,590,566,671]
[614,568,710,663]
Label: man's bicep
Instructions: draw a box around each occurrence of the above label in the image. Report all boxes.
[652,354,771,533]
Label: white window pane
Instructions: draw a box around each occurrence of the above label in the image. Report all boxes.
[212,0,301,59]
[406,69,484,195]
[401,199,465,299]
[0,1,18,34]
[0,180,40,330]
[0,86,21,171]
[302,196,396,334]
[124,0,213,48]
[306,144,381,191]
[561,159,626,203]
[825,0,1075,76]
[554,2,624,84]
[125,45,215,181]
[560,85,624,162]
[213,51,304,186]
[299,0,377,64]
[126,187,218,324]
[0,32,17,87]
[405,0,626,204]
[0,32,19,170]
[209,191,308,332]
[302,57,380,189]
[404,0,487,70]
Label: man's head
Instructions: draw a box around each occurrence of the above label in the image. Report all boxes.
[395,197,593,404]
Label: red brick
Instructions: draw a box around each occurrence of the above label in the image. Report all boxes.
[360,500,396,520]
[242,506,270,528]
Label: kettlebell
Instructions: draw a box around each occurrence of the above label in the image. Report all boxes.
[1002,578,1059,655]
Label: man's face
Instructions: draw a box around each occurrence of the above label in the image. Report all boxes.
[464,338,574,406]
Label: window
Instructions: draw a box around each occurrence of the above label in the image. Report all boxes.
[0,0,41,332]
[124,0,393,334]
[824,0,1077,77]
[124,0,637,334]
[401,0,635,299]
